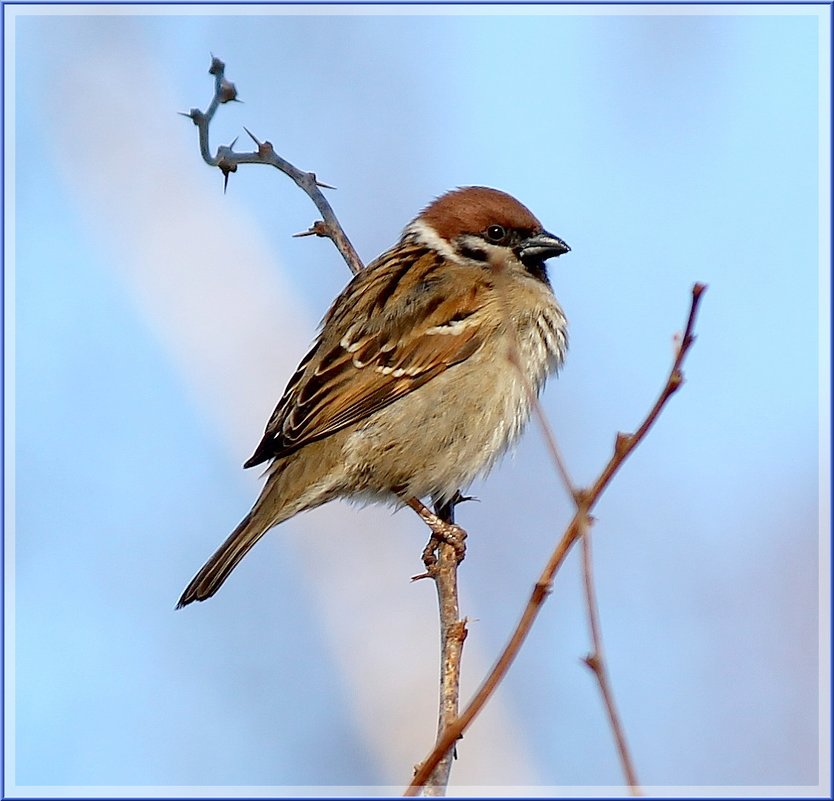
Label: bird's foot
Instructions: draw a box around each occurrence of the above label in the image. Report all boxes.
[406,496,468,578]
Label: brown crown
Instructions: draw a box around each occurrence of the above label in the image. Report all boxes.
[418,186,543,242]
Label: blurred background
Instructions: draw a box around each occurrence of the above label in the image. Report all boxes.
[5,5,828,796]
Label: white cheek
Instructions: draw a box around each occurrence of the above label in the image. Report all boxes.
[403,218,460,262]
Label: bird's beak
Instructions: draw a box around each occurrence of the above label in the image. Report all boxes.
[518,231,570,261]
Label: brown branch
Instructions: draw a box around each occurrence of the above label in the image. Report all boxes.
[570,284,706,793]
[580,521,641,793]
[406,282,707,793]
[424,544,464,794]
[187,57,469,793]
[492,255,635,788]
[417,499,467,796]
[405,497,468,795]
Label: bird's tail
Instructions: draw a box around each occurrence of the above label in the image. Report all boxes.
[176,510,268,608]
[177,435,347,608]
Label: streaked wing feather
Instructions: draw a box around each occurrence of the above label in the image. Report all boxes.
[244,244,491,467]
[293,328,483,439]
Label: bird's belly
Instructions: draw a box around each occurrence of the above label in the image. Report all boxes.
[342,335,555,504]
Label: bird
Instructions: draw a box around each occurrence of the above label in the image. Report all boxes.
[177,186,570,608]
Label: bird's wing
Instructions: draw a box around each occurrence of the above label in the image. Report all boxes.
[244,245,494,467]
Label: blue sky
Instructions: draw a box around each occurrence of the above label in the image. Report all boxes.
[5,4,829,796]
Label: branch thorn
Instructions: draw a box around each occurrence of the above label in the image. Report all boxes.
[293,220,331,239]
[182,108,204,126]
[217,158,237,192]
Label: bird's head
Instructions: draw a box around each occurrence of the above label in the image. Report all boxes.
[408,186,570,282]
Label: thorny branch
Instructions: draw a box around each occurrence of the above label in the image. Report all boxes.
[186,57,467,794]
[406,283,707,793]
[185,56,363,276]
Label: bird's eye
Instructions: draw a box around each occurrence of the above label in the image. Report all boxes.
[486,225,507,243]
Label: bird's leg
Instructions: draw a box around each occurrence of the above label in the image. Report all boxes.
[407,495,469,577]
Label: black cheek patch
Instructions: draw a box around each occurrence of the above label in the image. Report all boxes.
[458,244,489,262]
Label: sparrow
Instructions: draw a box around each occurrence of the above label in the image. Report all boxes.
[177,186,570,608]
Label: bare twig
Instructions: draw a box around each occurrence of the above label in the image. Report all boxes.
[187,58,470,793]
[406,283,707,793]
[494,260,637,790]
[580,520,641,793]
[416,499,467,796]
[407,494,468,795]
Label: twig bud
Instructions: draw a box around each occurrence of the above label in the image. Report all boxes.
[218,78,238,103]
[583,653,602,673]
[209,56,225,76]
[531,580,552,604]
[614,432,633,456]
